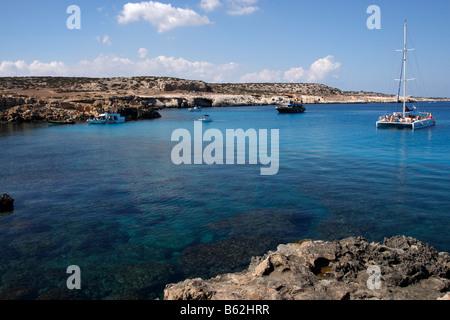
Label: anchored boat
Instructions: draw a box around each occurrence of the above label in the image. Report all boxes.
[376,22,435,130]
[87,113,125,124]
[189,106,202,112]
[48,118,76,125]
[198,115,213,122]
[276,99,306,114]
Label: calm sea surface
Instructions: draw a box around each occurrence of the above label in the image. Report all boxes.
[1,102,449,299]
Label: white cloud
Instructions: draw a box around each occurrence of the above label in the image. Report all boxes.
[283,55,341,83]
[200,0,222,12]
[0,60,29,76]
[199,0,258,15]
[305,55,341,82]
[239,69,281,83]
[240,55,341,84]
[97,35,112,46]
[226,0,259,15]
[0,55,340,85]
[138,48,149,59]
[0,60,68,76]
[0,55,238,82]
[283,67,306,83]
[117,1,211,33]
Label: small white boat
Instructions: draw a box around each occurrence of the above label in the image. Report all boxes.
[198,115,213,122]
[189,106,202,112]
[87,113,125,124]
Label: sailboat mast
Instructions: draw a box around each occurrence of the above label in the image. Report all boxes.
[402,21,407,117]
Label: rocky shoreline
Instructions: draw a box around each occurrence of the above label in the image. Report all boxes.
[1,76,448,124]
[0,95,161,124]
[164,236,450,300]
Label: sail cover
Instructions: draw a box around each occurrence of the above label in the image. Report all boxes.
[405,105,416,112]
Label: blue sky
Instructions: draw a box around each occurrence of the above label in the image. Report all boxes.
[0,0,449,97]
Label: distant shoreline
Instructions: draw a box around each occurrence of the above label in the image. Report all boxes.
[1,76,448,124]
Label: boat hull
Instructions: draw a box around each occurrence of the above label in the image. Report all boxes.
[49,121,76,125]
[276,106,305,114]
[87,114,125,124]
[87,120,125,124]
[376,118,435,130]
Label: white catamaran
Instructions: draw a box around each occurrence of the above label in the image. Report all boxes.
[376,22,435,130]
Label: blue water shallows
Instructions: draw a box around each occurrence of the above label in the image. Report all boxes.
[0,102,449,299]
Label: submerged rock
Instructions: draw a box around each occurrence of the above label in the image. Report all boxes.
[0,287,37,300]
[164,236,450,300]
[178,234,282,280]
[0,194,14,213]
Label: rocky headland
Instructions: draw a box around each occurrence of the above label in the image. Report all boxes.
[1,76,448,124]
[0,94,161,123]
[0,194,14,213]
[164,236,450,300]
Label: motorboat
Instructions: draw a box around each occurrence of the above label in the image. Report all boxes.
[87,114,125,124]
[276,99,306,114]
[189,106,202,112]
[198,115,213,122]
[49,118,76,125]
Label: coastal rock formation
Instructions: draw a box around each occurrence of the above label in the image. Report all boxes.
[88,96,162,121]
[164,236,450,300]
[158,79,212,92]
[1,77,447,123]
[0,94,161,123]
[0,194,14,213]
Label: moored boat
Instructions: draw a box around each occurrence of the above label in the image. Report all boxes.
[376,110,435,130]
[87,113,125,124]
[189,106,202,112]
[276,99,305,114]
[198,115,213,122]
[376,22,435,130]
[48,118,76,125]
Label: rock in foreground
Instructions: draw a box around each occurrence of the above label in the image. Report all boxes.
[0,194,14,213]
[164,236,450,300]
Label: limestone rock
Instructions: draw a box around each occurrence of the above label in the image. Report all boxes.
[164,236,450,300]
[437,292,450,300]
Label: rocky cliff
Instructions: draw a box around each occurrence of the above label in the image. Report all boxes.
[1,76,447,123]
[164,236,450,300]
[0,94,161,123]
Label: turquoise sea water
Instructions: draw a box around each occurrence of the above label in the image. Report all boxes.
[1,102,449,299]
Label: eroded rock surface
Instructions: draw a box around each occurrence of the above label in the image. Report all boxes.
[164,236,450,300]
